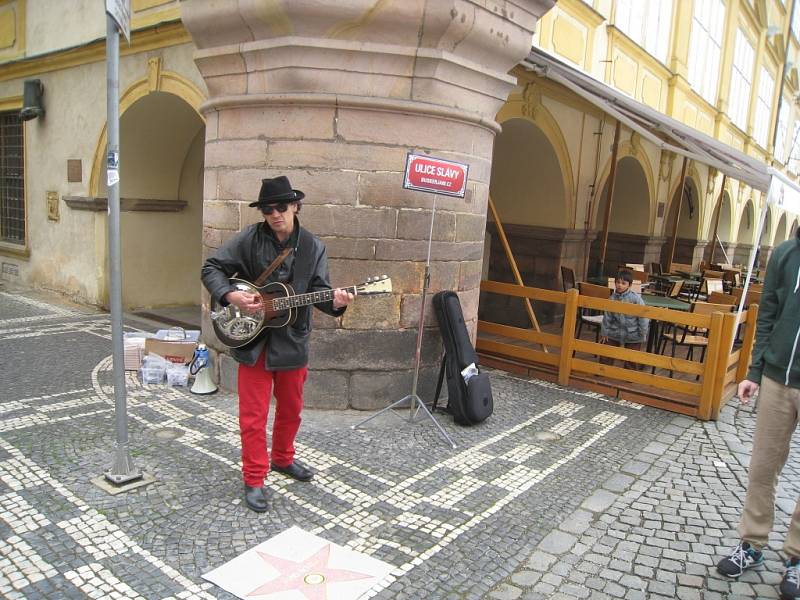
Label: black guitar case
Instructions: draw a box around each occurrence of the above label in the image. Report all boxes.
[432,291,493,425]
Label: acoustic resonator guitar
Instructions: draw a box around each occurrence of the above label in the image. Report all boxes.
[210,275,392,348]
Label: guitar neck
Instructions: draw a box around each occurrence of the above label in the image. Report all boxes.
[272,286,357,310]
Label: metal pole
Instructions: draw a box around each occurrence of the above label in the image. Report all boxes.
[104,14,141,485]
[408,194,437,418]
[351,192,455,449]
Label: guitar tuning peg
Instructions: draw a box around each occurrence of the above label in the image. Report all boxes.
[382,274,388,279]
[367,277,373,282]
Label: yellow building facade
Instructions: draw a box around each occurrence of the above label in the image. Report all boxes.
[484,0,800,328]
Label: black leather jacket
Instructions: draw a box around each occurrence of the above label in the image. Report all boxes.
[201,218,345,369]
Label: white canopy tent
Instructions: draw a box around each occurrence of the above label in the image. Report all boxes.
[522,48,800,352]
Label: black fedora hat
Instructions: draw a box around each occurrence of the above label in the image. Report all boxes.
[248,176,305,207]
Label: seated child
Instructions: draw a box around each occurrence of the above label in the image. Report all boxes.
[600,270,650,369]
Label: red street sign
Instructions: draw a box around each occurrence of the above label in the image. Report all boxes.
[403,153,469,198]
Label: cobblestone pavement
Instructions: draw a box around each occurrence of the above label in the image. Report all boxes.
[1,285,799,599]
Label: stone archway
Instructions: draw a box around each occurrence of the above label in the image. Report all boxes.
[661,176,702,267]
[589,155,652,274]
[774,213,787,245]
[96,91,205,310]
[706,190,733,265]
[483,117,572,326]
[734,200,756,266]
[490,118,568,228]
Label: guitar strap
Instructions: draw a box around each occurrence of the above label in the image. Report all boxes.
[253,248,292,287]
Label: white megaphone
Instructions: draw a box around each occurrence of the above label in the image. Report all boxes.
[190,343,218,395]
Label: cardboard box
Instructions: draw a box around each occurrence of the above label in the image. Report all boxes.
[145,338,197,365]
[124,332,152,371]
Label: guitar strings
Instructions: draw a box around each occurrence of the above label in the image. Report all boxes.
[261,286,353,312]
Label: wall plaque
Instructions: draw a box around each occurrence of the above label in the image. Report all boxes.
[67,159,82,182]
[46,191,59,221]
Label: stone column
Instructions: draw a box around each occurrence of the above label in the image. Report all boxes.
[182,0,555,409]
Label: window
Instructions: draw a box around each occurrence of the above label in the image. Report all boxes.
[753,67,775,148]
[0,112,24,246]
[729,30,755,131]
[789,122,800,174]
[615,0,673,63]
[794,4,800,39]
[687,0,726,105]
[775,99,789,162]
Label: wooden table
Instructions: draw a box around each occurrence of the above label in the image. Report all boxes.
[641,293,690,352]
[641,294,691,311]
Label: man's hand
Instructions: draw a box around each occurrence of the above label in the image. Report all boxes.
[224,290,262,312]
[332,288,354,310]
[737,379,760,405]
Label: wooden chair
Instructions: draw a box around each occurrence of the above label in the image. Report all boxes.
[577,282,610,342]
[669,262,694,275]
[746,290,762,307]
[696,277,724,301]
[731,287,763,307]
[702,269,725,279]
[706,291,737,305]
[667,280,685,299]
[722,270,740,292]
[649,279,684,299]
[560,265,577,326]
[560,265,576,292]
[657,301,733,376]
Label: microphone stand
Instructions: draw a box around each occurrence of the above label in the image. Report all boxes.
[352,194,456,449]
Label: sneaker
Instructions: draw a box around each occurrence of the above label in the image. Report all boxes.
[716,541,764,577]
[780,557,800,599]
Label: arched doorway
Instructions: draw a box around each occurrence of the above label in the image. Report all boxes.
[483,117,571,326]
[661,176,701,267]
[489,118,568,228]
[734,200,755,265]
[792,218,799,239]
[707,190,732,264]
[589,155,651,275]
[774,213,787,245]
[96,92,205,310]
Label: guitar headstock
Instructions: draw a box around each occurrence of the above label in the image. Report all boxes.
[356,275,392,296]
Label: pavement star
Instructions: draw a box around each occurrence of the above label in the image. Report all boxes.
[246,544,374,599]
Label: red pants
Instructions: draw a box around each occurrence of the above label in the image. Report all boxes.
[238,352,307,487]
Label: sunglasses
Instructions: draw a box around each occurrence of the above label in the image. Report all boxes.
[261,203,291,215]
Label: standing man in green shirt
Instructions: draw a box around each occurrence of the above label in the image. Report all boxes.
[716,226,800,600]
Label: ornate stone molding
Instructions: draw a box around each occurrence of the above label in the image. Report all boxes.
[183,0,556,122]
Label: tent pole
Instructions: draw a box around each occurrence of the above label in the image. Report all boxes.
[732,199,770,360]
[597,120,621,276]
[487,197,547,352]
[709,174,727,265]
[667,157,689,269]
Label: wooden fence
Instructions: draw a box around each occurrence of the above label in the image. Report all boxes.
[477,281,758,420]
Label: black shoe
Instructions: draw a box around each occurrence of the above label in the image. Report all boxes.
[243,485,269,512]
[271,461,314,482]
[717,541,764,578]
[780,558,800,599]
